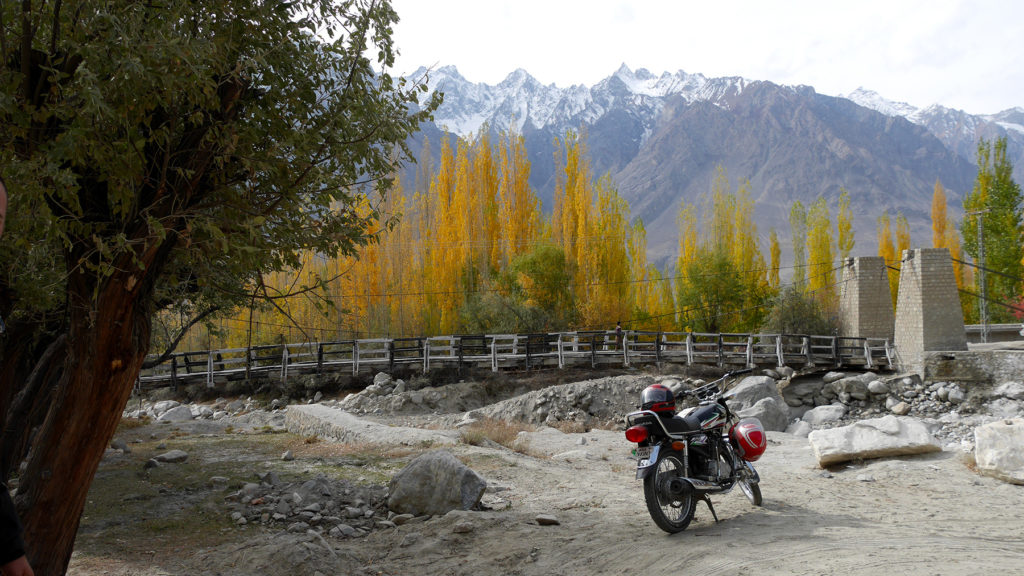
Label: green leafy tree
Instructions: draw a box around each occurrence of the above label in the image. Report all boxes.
[961,137,1023,323]
[0,1,438,572]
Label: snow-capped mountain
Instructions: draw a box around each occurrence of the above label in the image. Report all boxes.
[404,65,1019,264]
[414,64,751,140]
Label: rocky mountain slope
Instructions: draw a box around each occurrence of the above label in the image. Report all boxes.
[405,65,1023,265]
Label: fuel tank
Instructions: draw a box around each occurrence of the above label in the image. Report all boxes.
[680,402,727,431]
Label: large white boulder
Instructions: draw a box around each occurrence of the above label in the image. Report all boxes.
[802,404,847,426]
[737,397,789,432]
[807,415,941,467]
[974,418,1024,485]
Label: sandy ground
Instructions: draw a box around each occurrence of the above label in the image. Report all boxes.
[67,387,1024,576]
[318,427,1024,576]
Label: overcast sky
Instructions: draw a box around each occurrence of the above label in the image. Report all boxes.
[389,0,1023,115]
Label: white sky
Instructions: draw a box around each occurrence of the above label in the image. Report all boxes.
[389,0,1024,115]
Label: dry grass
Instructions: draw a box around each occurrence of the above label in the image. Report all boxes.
[460,417,534,452]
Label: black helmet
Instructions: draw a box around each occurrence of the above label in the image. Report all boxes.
[641,384,675,415]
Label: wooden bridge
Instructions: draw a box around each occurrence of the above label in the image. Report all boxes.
[136,331,894,390]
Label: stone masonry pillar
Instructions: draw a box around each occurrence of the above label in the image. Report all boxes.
[893,248,967,372]
[839,256,895,340]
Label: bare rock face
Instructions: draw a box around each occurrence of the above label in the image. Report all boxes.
[974,418,1024,485]
[387,450,487,516]
[808,415,941,467]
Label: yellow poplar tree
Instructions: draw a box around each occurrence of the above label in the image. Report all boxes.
[806,197,836,306]
[837,188,855,260]
[877,211,898,305]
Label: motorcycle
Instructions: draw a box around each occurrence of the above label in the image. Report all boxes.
[623,369,767,533]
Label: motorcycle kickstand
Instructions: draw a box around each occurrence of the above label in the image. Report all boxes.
[700,495,719,523]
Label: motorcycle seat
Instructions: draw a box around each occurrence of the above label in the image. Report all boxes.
[660,413,703,434]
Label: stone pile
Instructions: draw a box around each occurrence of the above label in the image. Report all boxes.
[223,473,399,539]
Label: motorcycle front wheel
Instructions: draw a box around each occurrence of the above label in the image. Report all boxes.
[642,452,697,533]
[739,478,762,506]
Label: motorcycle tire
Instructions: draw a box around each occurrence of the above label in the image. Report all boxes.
[739,478,762,506]
[642,452,697,533]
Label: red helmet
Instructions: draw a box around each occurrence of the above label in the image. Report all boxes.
[730,418,767,462]
[641,384,676,414]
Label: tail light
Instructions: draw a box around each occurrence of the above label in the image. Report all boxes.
[625,425,649,443]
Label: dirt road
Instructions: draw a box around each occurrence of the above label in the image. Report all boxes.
[68,381,1024,576]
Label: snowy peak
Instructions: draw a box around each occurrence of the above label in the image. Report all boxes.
[413,64,753,138]
[843,87,920,119]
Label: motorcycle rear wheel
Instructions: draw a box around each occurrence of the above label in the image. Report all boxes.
[642,453,697,533]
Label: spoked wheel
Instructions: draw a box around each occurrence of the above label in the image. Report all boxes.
[642,453,697,533]
[739,477,762,506]
[737,460,763,506]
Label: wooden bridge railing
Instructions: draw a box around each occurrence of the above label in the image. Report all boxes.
[137,331,894,390]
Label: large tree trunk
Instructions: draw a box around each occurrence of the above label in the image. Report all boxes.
[15,269,152,575]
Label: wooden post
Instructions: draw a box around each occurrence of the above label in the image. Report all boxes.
[776,335,784,367]
[557,333,565,369]
[863,339,873,369]
[622,331,630,367]
[491,336,498,372]
[423,338,430,372]
[654,333,662,368]
[207,352,214,388]
[317,343,324,375]
[746,335,754,368]
[803,336,813,366]
[170,355,178,392]
[685,332,693,365]
[591,333,597,368]
[388,339,395,372]
[281,345,289,383]
[353,341,359,375]
[717,334,724,367]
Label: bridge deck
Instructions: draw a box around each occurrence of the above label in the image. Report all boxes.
[137,331,893,390]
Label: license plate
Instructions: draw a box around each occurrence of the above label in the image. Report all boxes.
[634,446,652,461]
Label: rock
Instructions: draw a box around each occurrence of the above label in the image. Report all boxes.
[891,401,911,416]
[762,368,781,380]
[535,514,560,526]
[313,391,323,403]
[948,388,966,404]
[802,404,847,426]
[387,450,487,516]
[833,376,871,402]
[110,438,131,454]
[391,513,415,525]
[807,415,941,467]
[776,366,795,379]
[737,397,788,432]
[282,450,294,461]
[823,372,846,384]
[373,372,393,387]
[157,405,194,422]
[727,376,785,412]
[867,380,890,395]
[974,418,1024,485]
[154,450,189,464]
[785,420,812,438]
[151,400,181,416]
[993,382,1024,401]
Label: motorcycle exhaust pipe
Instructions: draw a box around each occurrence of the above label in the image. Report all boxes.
[668,476,725,498]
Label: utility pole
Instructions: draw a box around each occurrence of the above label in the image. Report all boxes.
[968,209,991,343]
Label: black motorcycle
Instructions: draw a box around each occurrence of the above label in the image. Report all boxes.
[624,369,766,533]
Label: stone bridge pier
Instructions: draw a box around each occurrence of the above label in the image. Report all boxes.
[840,248,967,374]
